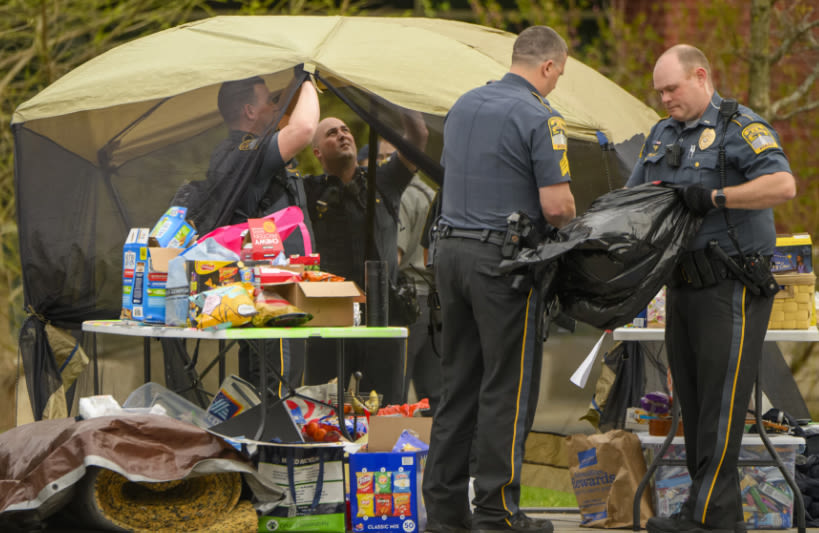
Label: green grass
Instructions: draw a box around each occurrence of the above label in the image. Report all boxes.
[520,485,577,508]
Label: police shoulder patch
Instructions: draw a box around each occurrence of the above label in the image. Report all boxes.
[239,134,260,151]
[548,116,568,151]
[741,123,780,154]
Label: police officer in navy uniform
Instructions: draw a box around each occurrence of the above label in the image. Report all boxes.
[627,44,796,533]
[302,114,428,404]
[207,74,319,395]
[422,26,576,533]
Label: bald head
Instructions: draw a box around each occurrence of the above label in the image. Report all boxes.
[653,44,714,122]
[657,44,712,89]
[312,117,357,177]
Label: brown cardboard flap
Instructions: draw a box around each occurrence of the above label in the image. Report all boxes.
[298,281,362,298]
[368,416,432,452]
[148,247,183,272]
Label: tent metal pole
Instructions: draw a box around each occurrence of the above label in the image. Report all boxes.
[365,125,378,262]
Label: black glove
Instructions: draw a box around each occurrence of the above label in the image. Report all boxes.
[293,63,308,80]
[678,185,715,216]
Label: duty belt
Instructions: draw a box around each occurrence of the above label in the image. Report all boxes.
[438,226,505,246]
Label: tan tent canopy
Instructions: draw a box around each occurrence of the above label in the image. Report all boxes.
[13,16,658,168]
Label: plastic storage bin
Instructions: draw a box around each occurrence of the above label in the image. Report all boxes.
[639,433,804,529]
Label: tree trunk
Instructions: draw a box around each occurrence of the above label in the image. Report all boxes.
[748,0,772,120]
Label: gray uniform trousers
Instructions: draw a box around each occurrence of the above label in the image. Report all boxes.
[422,236,539,528]
[667,278,774,529]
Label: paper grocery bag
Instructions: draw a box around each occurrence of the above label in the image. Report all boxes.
[566,430,654,528]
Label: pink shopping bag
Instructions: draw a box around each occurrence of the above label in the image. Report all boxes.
[199,206,312,255]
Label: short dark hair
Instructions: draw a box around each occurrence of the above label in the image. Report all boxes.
[512,26,568,67]
[217,76,265,124]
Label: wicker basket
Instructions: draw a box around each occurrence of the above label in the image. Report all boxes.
[767,272,816,329]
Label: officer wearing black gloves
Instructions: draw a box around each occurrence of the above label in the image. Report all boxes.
[627,44,796,533]
[422,26,575,533]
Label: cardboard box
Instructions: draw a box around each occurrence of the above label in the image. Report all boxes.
[768,272,816,329]
[121,228,150,321]
[275,281,363,327]
[640,434,803,529]
[142,243,183,324]
[149,206,197,248]
[771,234,812,274]
[121,228,185,324]
[242,217,284,261]
[348,417,432,533]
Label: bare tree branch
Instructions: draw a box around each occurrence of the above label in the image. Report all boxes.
[771,61,819,116]
[0,47,35,102]
[771,17,819,63]
[774,100,819,121]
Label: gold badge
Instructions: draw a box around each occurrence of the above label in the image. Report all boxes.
[698,128,716,151]
[548,117,568,151]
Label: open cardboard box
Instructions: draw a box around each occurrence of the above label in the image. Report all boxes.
[272,281,364,327]
[349,416,432,532]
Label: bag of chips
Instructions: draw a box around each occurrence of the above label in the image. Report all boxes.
[252,287,312,327]
[191,281,256,330]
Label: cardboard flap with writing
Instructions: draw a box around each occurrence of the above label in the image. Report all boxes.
[368,416,432,452]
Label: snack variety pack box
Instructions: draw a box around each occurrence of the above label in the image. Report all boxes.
[348,417,432,533]
[349,452,426,533]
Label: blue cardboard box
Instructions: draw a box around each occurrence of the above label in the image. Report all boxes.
[149,206,197,248]
[120,228,150,321]
[348,450,427,533]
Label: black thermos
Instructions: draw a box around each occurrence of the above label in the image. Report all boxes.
[365,260,388,326]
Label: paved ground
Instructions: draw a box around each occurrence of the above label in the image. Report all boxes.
[525,510,817,532]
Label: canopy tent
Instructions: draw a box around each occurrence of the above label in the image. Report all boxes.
[12,15,660,419]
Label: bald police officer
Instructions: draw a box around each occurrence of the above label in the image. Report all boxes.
[423,26,576,533]
[627,44,796,533]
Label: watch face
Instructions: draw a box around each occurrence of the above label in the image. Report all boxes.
[716,190,727,208]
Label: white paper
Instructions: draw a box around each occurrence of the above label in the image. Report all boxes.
[570,331,608,388]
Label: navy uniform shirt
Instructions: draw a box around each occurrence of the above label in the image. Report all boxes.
[626,93,791,255]
[304,156,413,287]
[439,73,572,233]
[207,129,315,256]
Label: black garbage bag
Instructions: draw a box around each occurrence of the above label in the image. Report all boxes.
[502,182,702,330]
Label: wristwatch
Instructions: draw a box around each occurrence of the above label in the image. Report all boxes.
[714,188,727,209]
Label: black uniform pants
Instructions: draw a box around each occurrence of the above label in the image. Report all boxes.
[422,237,539,528]
[666,278,773,529]
[238,339,305,398]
